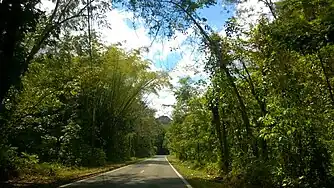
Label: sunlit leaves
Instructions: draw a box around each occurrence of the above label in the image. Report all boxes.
[168,0,334,186]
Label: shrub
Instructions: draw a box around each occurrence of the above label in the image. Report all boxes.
[79,146,106,167]
[0,150,58,179]
[205,162,220,175]
[33,162,63,176]
[227,160,274,188]
[0,146,19,180]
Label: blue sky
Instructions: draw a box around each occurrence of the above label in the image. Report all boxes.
[96,0,262,117]
[40,0,271,116]
[99,0,272,117]
[151,3,236,71]
[146,3,236,116]
[198,3,235,31]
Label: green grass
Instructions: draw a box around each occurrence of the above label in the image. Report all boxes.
[167,155,226,188]
[6,157,146,187]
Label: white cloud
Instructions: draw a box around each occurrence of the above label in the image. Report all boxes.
[100,10,151,50]
[169,46,206,85]
[100,1,280,117]
[147,30,192,66]
[39,0,55,13]
[236,0,277,31]
[100,10,192,67]
[144,89,175,117]
[100,9,200,117]
[38,2,205,117]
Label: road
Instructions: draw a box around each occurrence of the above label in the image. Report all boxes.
[60,155,189,188]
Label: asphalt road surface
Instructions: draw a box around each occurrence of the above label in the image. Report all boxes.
[60,155,189,188]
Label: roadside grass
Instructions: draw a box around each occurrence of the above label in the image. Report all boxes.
[5,157,146,187]
[167,155,226,188]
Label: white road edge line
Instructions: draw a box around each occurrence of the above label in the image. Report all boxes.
[59,158,150,188]
[165,156,193,188]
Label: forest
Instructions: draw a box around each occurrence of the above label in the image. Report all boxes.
[1,0,334,188]
[0,0,169,183]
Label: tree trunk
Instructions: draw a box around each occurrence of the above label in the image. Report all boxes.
[318,55,334,106]
[0,2,21,114]
[171,0,257,157]
[241,60,268,159]
[219,60,258,157]
[221,116,230,173]
[210,99,229,174]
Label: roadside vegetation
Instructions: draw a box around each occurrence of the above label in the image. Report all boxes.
[7,157,145,187]
[0,1,168,185]
[1,39,168,185]
[167,155,223,188]
[164,0,334,187]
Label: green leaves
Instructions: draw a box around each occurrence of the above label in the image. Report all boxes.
[167,0,334,186]
[2,29,170,168]
[123,0,220,38]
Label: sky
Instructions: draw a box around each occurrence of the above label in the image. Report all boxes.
[42,0,273,117]
[97,0,274,117]
[98,2,238,117]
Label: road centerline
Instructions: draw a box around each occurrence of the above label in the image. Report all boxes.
[59,155,189,187]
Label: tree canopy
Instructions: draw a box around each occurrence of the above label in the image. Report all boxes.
[165,0,334,187]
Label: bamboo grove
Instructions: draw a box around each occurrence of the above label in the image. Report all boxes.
[0,33,169,178]
[0,0,169,179]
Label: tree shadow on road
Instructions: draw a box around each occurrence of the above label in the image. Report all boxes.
[138,160,170,166]
[1,174,189,188]
[1,158,176,188]
[63,174,187,188]
[1,174,222,188]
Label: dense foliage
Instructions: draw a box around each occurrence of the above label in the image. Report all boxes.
[164,0,334,187]
[0,0,168,180]
[0,34,168,179]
